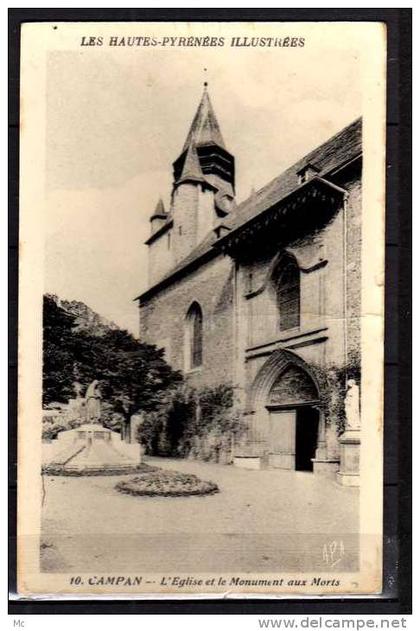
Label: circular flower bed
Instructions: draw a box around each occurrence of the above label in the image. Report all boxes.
[42,463,158,477]
[115,470,219,497]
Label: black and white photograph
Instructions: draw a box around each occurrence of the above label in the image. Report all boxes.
[16,20,386,598]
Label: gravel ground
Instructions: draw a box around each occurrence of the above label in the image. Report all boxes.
[41,457,359,574]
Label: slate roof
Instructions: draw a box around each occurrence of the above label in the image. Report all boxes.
[182,85,226,152]
[223,117,362,234]
[137,117,362,301]
[177,142,205,184]
[150,197,166,220]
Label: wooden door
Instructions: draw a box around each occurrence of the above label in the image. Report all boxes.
[268,409,296,469]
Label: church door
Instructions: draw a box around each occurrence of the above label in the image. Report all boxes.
[265,363,320,471]
[268,409,296,469]
[295,406,319,471]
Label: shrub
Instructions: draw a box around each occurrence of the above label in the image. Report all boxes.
[100,401,125,434]
[42,417,68,440]
[181,384,244,461]
[138,408,166,456]
[115,470,219,497]
[138,383,245,462]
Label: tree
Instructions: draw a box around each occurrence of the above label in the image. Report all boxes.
[98,329,182,440]
[43,295,78,405]
[42,295,183,434]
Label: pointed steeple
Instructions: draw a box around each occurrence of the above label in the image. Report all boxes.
[168,83,236,264]
[149,197,168,236]
[173,83,235,192]
[182,83,225,152]
[177,143,205,184]
[150,197,166,220]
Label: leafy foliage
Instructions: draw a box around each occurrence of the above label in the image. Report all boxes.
[42,416,69,441]
[43,295,79,405]
[310,347,361,435]
[138,383,244,462]
[43,295,182,426]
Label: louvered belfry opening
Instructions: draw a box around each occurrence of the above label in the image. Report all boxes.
[172,84,235,191]
[276,257,300,331]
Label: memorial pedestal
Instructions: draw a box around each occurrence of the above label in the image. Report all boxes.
[336,429,360,486]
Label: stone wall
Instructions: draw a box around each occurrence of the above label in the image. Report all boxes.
[140,254,235,389]
[235,167,361,463]
[148,227,173,287]
[147,184,220,287]
[344,175,362,361]
[139,163,362,467]
[141,171,361,404]
[171,183,218,266]
[238,172,361,376]
[242,233,330,355]
[171,183,199,265]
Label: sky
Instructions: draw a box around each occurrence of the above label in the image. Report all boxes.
[44,25,362,334]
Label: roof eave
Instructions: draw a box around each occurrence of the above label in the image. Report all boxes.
[144,218,173,246]
[150,213,167,222]
[212,176,347,253]
[135,246,218,303]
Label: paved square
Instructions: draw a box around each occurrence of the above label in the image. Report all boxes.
[41,457,359,573]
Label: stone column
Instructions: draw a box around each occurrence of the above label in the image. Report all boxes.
[121,419,131,443]
[314,407,327,459]
[337,380,361,486]
[312,406,339,478]
[130,414,143,444]
[233,410,266,470]
[130,414,145,463]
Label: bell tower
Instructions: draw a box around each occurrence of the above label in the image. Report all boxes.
[170,83,236,264]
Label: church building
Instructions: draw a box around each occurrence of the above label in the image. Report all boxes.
[136,84,362,483]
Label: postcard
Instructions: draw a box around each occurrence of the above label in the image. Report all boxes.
[17,20,386,598]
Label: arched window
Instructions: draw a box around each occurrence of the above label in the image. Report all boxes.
[275,256,300,331]
[185,303,203,369]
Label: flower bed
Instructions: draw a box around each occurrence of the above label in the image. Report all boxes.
[42,463,158,477]
[115,470,219,497]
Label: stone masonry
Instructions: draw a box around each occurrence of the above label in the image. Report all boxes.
[136,85,362,479]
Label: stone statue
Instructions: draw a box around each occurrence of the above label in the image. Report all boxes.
[344,379,360,430]
[74,382,83,398]
[85,380,102,423]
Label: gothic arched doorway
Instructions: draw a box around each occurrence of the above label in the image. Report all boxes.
[248,350,322,471]
[267,364,320,471]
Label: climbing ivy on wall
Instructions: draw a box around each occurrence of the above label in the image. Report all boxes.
[138,383,245,462]
[138,349,360,459]
[310,347,361,435]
